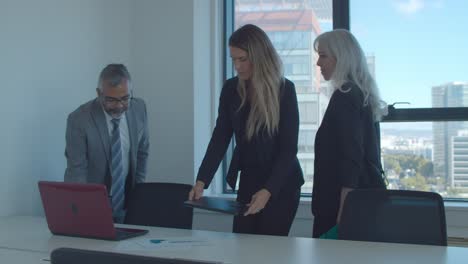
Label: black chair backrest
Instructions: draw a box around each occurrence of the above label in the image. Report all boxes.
[124,183,193,229]
[338,189,447,246]
[51,248,220,264]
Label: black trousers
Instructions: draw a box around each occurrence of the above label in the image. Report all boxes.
[233,188,300,236]
[312,215,336,238]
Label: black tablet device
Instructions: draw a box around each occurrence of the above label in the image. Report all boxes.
[184,197,247,215]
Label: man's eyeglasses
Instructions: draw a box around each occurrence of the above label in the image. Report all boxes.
[103,96,132,106]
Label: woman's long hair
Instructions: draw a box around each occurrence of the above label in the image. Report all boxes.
[314,29,386,121]
[229,24,283,141]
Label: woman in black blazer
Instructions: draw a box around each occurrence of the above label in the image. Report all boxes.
[312,29,386,238]
[188,24,304,236]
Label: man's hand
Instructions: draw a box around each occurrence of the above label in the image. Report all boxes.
[244,188,271,216]
[188,180,205,201]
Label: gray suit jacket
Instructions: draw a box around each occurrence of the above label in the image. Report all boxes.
[64,97,149,199]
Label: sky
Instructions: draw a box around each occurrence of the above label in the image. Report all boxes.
[350,0,468,108]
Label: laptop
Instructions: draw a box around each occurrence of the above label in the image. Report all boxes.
[184,197,247,215]
[38,181,148,241]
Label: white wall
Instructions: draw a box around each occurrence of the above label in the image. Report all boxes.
[0,0,132,216]
[131,0,194,184]
[130,0,212,185]
[0,0,215,215]
[130,0,222,187]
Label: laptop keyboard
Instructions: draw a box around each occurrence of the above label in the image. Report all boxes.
[115,228,146,240]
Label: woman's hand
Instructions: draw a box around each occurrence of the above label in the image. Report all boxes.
[188,181,205,201]
[244,188,271,216]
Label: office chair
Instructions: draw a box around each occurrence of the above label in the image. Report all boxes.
[124,182,193,229]
[338,189,447,246]
[50,247,221,264]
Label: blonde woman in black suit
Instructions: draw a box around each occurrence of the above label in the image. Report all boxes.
[312,29,387,238]
[188,24,304,236]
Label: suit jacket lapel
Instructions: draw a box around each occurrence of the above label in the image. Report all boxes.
[91,99,111,165]
[126,104,138,178]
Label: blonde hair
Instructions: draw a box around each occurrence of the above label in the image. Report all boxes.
[229,24,283,140]
[314,29,386,121]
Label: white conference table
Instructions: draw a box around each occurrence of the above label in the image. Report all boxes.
[0,248,49,263]
[0,216,467,264]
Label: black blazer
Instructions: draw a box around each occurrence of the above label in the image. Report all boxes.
[312,82,382,225]
[196,77,304,201]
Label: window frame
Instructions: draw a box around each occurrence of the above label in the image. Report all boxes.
[221,0,235,194]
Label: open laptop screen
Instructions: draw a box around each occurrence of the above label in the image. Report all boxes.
[38,181,147,240]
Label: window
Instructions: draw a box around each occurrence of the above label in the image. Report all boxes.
[351,1,468,200]
[298,129,315,152]
[224,1,468,200]
[299,101,318,124]
[283,56,311,77]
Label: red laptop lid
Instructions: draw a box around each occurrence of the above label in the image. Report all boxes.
[38,181,117,239]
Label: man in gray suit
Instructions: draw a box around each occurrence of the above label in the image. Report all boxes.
[64,64,149,223]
